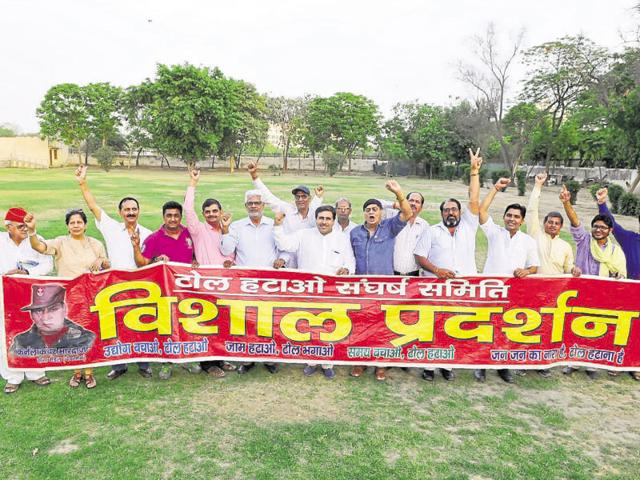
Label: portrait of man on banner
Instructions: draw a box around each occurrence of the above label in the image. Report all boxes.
[9,283,96,355]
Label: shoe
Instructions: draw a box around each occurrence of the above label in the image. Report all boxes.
[607,371,619,377]
[4,383,20,394]
[421,370,435,382]
[264,364,279,374]
[182,363,202,374]
[237,364,255,375]
[375,368,386,381]
[31,376,51,387]
[159,364,173,380]
[497,369,515,384]
[69,372,83,388]
[350,366,365,378]
[563,366,577,375]
[474,369,486,383]
[585,370,598,380]
[221,362,236,372]
[85,374,97,389]
[516,370,527,377]
[323,368,336,379]
[630,371,640,381]
[303,365,317,376]
[537,369,552,378]
[106,368,127,380]
[138,367,153,378]
[441,369,455,381]
[206,366,226,378]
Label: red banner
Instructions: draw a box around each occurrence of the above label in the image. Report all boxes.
[2,264,640,371]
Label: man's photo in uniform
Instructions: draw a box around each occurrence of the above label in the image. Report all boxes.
[10,284,96,354]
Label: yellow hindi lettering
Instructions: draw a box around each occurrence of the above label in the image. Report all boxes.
[177,298,220,335]
[383,305,437,347]
[278,303,358,342]
[216,299,278,338]
[90,281,177,340]
[501,308,542,344]
[540,290,577,343]
[442,306,502,343]
[570,307,639,346]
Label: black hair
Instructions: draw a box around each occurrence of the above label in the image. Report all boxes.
[362,199,383,211]
[439,198,461,212]
[504,203,526,219]
[65,209,87,225]
[591,214,613,229]
[162,201,183,215]
[407,192,425,205]
[544,211,564,226]
[202,198,222,211]
[118,197,139,210]
[315,205,336,220]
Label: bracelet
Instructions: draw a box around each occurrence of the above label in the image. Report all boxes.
[29,230,37,237]
[470,173,479,177]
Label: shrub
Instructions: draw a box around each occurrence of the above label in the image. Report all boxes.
[443,164,457,181]
[607,184,625,214]
[589,183,602,200]
[619,192,640,216]
[460,165,471,185]
[565,180,581,205]
[268,164,282,176]
[515,170,526,196]
[322,150,344,177]
[94,146,115,171]
[491,169,512,191]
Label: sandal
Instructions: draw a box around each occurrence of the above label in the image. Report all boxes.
[206,366,226,378]
[630,371,640,381]
[221,362,236,372]
[4,383,20,394]
[69,372,83,388]
[31,376,51,387]
[85,374,97,389]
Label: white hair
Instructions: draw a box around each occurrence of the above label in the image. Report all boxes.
[244,190,263,202]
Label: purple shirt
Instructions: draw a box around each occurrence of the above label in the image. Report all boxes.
[599,203,640,280]
[142,225,194,264]
[570,224,618,276]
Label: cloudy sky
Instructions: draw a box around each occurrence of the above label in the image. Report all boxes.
[2,0,638,132]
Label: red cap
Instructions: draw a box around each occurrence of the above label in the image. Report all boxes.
[21,284,66,311]
[4,207,27,223]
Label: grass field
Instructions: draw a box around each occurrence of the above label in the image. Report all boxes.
[1,167,639,480]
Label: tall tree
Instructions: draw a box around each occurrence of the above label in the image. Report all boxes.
[84,82,123,147]
[266,95,310,171]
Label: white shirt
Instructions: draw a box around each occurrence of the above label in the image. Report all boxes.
[0,232,53,276]
[414,209,479,277]
[274,226,355,275]
[253,178,321,268]
[332,220,358,236]
[220,216,283,268]
[96,209,152,269]
[481,216,540,275]
[380,201,429,273]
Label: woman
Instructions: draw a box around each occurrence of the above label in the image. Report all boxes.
[25,209,110,389]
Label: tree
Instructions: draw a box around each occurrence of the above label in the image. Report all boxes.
[37,83,89,164]
[0,123,17,136]
[307,92,379,172]
[266,96,310,171]
[121,84,156,167]
[458,23,525,171]
[84,82,123,147]
[521,35,610,165]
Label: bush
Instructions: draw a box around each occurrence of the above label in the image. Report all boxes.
[589,183,602,200]
[491,169,512,191]
[322,150,345,177]
[618,192,640,216]
[443,164,457,181]
[608,184,625,214]
[565,180,581,205]
[94,146,115,171]
[460,165,471,185]
[268,164,282,176]
[515,170,526,196]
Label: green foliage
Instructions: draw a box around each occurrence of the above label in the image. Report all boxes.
[0,124,16,136]
[607,184,625,213]
[618,192,640,216]
[516,170,527,196]
[322,149,345,177]
[565,179,581,205]
[589,183,602,199]
[267,164,282,176]
[491,169,512,185]
[84,83,123,144]
[443,164,457,181]
[267,96,309,170]
[94,145,115,171]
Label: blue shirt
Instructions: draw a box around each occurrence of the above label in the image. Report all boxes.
[350,215,407,275]
[599,203,640,280]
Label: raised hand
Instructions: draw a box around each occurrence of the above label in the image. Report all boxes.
[559,185,571,204]
[274,211,286,226]
[221,212,232,229]
[75,165,87,184]
[595,187,608,205]
[494,177,510,192]
[534,172,547,187]
[314,185,324,198]
[189,168,200,186]
[247,162,258,180]
[23,212,36,233]
[130,228,141,249]
[469,147,483,172]
[385,179,402,195]
[273,258,286,269]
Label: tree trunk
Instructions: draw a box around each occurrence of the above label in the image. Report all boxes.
[283,139,290,171]
[135,148,142,167]
[629,168,640,194]
[211,155,215,169]
[312,152,316,171]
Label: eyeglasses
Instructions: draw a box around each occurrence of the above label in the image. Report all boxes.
[442,207,459,213]
[294,194,309,200]
[245,201,262,207]
[592,225,610,231]
[7,223,27,230]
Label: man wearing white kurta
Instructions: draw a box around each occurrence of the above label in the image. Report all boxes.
[274,205,355,379]
[1,207,53,394]
[332,198,358,236]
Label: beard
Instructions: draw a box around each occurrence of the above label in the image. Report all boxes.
[443,215,460,227]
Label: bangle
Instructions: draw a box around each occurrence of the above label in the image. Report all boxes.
[29,230,37,237]
[470,173,479,177]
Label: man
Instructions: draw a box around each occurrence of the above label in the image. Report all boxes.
[350,180,412,381]
[247,161,323,267]
[183,168,236,377]
[10,284,96,353]
[333,198,358,235]
[274,205,355,379]
[476,177,540,384]
[525,172,580,378]
[220,190,288,375]
[561,185,627,379]
[131,201,197,380]
[0,207,53,394]
[413,148,483,382]
[75,165,153,380]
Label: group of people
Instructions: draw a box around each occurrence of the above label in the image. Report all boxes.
[2,148,639,394]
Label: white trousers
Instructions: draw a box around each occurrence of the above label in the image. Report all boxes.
[0,349,46,384]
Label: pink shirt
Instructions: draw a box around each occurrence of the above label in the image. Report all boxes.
[142,225,194,264]
[183,186,234,265]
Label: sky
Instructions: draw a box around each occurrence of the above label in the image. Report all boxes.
[2,0,639,133]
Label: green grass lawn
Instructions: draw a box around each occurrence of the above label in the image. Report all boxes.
[1,167,639,480]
